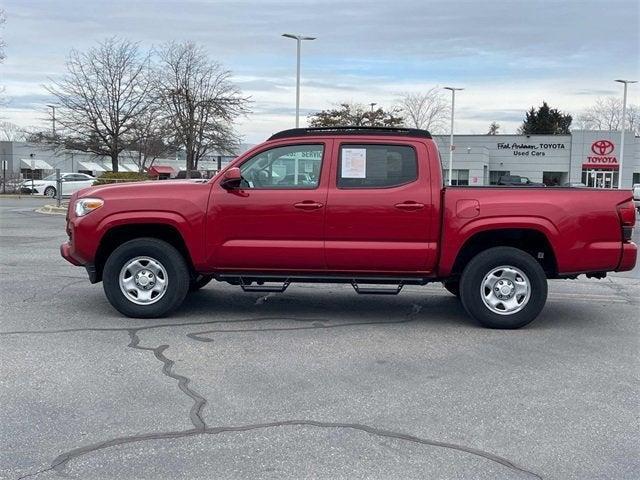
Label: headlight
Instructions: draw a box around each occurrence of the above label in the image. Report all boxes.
[75,198,104,217]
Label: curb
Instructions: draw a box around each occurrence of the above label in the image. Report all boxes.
[36,204,68,215]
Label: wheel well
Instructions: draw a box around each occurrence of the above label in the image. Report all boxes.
[451,229,558,278]
[94,224,193,282]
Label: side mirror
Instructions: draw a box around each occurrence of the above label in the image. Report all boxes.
[220,167,242,190]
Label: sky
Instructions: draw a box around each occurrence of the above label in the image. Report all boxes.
[1,0,639,143]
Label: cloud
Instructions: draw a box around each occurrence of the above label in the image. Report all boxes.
[1,0,638,141]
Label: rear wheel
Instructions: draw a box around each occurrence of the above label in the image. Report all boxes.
[44,186,56,197]
[103,238,190,318]
[459,247,547,329]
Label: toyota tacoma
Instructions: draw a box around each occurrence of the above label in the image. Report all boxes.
[61,127,637,329]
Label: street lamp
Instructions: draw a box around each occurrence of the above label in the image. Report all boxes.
[444,87,464,186]
[614,79,637,188]
[46,104,57,137]
[282,33,316,128]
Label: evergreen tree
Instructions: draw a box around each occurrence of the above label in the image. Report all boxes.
[518,101,572,134]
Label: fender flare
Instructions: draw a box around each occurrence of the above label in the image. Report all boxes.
[440,216,561,277]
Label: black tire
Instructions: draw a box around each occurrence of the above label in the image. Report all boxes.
[103,238,190,318]
[442,280,460,297]
[44,186,56,198]
[189,274,213,292]
[459,247,547,329]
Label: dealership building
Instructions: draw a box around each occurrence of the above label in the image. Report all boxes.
[1,129,639,188]
[432,129,640,188]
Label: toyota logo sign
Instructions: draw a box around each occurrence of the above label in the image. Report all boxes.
[591,140,614,155]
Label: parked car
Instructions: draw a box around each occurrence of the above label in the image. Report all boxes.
[61,126,637,329]
[21,173,96,197]
[498,175,545,186]
[633,183,640,212]
[562,182,587,188]
[174,170,203,179]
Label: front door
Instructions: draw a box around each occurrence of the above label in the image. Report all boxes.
[208,141,330,271]
[324,141,435,273]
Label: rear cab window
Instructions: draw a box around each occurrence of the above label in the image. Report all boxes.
[337,144,418,188]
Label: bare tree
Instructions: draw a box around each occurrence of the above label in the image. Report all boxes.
[126,104,174,173]
[397,88,450,133]
[487,122,500,135]
[578,96,640,135]
[45,37,153,171]
[0,121,26,141]
[157,41,249,175]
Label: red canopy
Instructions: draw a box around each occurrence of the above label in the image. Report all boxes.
[148,165,175,175]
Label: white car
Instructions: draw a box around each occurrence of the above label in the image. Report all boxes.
[21,173,96,197]
[633,183,640,213]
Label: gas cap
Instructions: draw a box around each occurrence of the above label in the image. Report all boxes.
[456,199,480,218]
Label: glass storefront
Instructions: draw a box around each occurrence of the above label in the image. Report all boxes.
[581,169,619,189]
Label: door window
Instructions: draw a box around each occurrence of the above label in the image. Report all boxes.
[239,144,324,189]
[337,144,417,188]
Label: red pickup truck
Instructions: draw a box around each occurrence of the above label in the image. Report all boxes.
[61,127,637,329]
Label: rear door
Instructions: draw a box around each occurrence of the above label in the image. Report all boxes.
[208,141,330,271]
[324,140,435,273]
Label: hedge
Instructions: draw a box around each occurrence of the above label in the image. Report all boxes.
[94,171,149,185]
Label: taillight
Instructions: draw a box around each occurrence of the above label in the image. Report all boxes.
[617,200,636,242]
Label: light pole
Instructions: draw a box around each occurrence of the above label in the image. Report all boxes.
[615,79,637,188]
[46,104,57,137]
[282,33,316,128]
[369,103,377,126]
[444,87,463,186]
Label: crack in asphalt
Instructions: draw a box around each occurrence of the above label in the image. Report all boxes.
[23,421,541,480]
[10,306,541,480]
[127,330,206,431]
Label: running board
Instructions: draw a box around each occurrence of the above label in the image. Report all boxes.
[239,279,290,293]
[351,282,404,295]
[216,273,426,295]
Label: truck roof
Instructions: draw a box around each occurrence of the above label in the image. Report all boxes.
[268,126,432,141]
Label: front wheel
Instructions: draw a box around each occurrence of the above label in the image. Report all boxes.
[459,247,547,329]
[103,238,190,318]
[44,186,56,197]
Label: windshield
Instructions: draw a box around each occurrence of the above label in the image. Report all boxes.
[43,174,57,181]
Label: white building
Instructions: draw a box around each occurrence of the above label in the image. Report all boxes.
[2,131,639,188]
[433,130,640,188]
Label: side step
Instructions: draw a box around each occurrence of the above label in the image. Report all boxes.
[239,278,290,293]
[220,274,419,295]
[351,281,404,295]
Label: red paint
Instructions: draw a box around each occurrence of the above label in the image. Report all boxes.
[61,132,637,280]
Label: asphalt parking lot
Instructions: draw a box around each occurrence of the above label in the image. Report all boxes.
[1,196,639,480]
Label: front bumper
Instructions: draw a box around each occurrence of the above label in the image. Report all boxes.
[21,186,43,195]
[60,242,82,266]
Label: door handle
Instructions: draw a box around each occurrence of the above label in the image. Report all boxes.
[395,201,425,211]
[294,201,324,210]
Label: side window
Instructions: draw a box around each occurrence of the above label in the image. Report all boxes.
[338,144,418,188]
[240,144,324,189]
